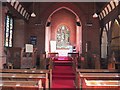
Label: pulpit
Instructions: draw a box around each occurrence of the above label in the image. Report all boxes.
[21,47,37,69]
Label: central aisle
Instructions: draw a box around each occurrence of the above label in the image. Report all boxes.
[52,65,76,89]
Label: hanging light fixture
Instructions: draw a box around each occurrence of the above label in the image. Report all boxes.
[93,13,98,18]
[93,2,98,18]
[86,4,92,27]
[31,2,36,17]
[35,3,42,26]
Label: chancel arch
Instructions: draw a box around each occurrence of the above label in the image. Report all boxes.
[45,6,82,56]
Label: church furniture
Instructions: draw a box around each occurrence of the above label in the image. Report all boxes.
[21,48,37,69]
[75,69,119,88]
[0,73,49,89]
[0,69,49,74]
[0,80,43,90]
[48,52,59,58]
[82,79,120,90]
[7,63,13,69]
[68,52,79,70]
[115,61,120,69]
[76,69,119,73]
[47,52,59,68]
[56,48,71,56]
[92,54,101,69]
[78,72,120,80]
[78,53,89,69]
[3,62,14,69]
[68,52,79,59]
[0,69,52,88]
[76,72,120,89]
[5,47,21,69]
[40,53,46,69]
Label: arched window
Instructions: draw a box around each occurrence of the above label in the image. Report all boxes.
[4,14,14,47]
[56,25,70,49]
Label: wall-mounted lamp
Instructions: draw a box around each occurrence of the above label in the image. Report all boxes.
[86,23,93,27]
[76,22,81,26]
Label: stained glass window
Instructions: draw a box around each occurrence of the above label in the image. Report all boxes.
[4,14,14,47]
[56,25,70,49]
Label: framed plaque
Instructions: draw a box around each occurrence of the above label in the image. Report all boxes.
[30,36,37,45]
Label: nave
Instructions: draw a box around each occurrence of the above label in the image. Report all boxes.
[0,54,120,90]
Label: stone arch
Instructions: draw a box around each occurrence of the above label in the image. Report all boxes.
[45,3,83,55]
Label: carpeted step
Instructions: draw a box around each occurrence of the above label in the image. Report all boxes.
[52,79,75,88]
[52,72,75,75]
[56,56,72,61]
[54,61,72,66]
[54,63,72,66]
[52,65,75,88]
[52,70,75,75]
[53,75,75,80]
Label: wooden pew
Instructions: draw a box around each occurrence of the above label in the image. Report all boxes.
[75,69,120,87]
[0,69,49,74]
[0,73,49,89]
[76,72,120,89]
[82,79,120,90]
[78,72,120,80]
[0,80,43,90]
[76,69,120,73]
[0,69,52,88]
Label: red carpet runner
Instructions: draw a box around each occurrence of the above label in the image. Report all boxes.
[52,57,76,89]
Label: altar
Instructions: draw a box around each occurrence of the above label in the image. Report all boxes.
[56,49,71,56]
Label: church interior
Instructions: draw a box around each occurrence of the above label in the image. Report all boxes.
[0,0,120,89]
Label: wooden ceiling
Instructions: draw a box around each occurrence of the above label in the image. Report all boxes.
[4,2,107,21]
[20,2,107,14]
